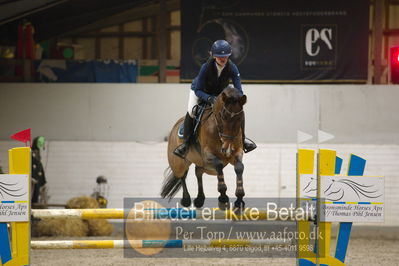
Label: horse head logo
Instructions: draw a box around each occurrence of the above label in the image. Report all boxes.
[323,178,382,202]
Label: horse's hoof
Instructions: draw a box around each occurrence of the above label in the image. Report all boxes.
[194,197,205,208]
[180,197,191,207]
[234,200,245,212]
[218,195,229,203]
[218,195,229,210]
[218,201,229,210]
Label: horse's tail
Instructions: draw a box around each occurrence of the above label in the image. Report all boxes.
[161,166,182,200]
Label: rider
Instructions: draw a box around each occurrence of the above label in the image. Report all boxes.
[173,39,257,159]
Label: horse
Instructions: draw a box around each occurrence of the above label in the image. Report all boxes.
[161,86,247,210]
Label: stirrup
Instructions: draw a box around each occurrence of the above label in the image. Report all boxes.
[243,138,257,153]
[173,143,188,159]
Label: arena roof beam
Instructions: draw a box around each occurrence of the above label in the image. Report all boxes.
[59,0,179,39]
[0,0,66,26]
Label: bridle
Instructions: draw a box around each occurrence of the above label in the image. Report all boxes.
[213,102,243,141]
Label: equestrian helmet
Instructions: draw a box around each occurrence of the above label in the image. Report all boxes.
[211,40,232,57]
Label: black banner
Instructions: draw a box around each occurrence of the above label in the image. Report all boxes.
[181,0,369,83]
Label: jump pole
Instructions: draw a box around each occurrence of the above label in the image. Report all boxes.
[31,208,312,221]
[31,238,290,249]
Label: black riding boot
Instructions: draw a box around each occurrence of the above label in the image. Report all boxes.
[241,117,257,153]
[174,113,194,159]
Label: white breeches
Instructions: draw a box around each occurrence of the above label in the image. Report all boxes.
[187,90,199,118]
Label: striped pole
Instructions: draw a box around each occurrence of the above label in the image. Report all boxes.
[32,209,124,219]
[32,208,313,221]
[31,238,291,249]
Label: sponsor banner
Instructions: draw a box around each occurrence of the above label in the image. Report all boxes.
[0,174,29,222]
[299,174,384,222]
[181,0,369,82]
[320,175,384,222]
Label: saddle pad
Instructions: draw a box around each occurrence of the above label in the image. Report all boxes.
[178,122,184,139]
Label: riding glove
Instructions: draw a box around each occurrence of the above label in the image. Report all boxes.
[207,96,217,104]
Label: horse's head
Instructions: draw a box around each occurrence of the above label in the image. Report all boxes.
[214,86,247,157]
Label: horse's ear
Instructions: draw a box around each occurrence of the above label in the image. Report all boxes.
[239,95,247,105]
[221,92,227,103]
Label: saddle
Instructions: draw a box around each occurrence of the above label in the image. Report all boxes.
[178,102,208,139]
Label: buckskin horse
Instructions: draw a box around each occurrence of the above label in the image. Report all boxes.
[161,86,247,210]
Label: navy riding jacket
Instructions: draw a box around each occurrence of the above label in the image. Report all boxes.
[191,58,243,102]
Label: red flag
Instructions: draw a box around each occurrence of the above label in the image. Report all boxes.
[10,128,31,146]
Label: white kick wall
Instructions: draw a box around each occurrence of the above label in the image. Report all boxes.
[1,83,399,143]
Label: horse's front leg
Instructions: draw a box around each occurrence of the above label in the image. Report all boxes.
[194,166,205,208]
[180,170,191,207]
[212,157,229,210]
[234,155,245,210]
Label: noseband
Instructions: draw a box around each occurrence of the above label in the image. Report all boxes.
[222,105,243,119]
